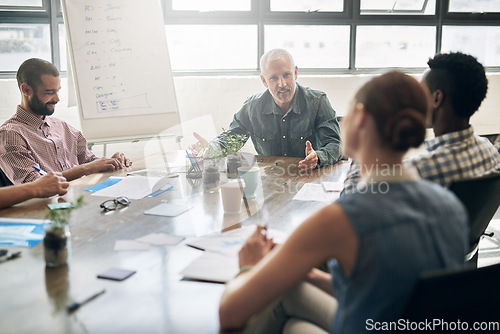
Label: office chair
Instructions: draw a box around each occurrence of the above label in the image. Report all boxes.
[0,168,13,187]
[449,174,500,267]
[398,262,500,333]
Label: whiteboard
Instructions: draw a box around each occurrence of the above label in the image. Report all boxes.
[62,0,180,140]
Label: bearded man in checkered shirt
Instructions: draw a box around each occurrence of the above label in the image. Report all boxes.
[0,58,132,185]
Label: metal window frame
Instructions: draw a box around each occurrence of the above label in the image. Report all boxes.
[0,0,64,78]
[1,0,499,78]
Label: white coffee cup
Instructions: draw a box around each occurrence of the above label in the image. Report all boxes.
[237,166,260,199]
[220,179,245,213]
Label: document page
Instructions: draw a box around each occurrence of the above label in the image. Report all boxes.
[91,176,166,199]
[293,183,340,202]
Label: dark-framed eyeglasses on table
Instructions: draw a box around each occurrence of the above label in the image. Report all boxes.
[100,196,131,212]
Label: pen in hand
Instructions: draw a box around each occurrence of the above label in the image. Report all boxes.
[67,289,106,313]
[32,165,48,176]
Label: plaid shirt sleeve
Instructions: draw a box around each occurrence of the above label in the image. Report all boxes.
[341,161,360,196]
[0,128,42,184]
[75,129,98,164]
[406,129,500,188]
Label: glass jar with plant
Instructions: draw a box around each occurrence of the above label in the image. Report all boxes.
[218,129,248,179]
[44,197,83,268]
[202,142,223,193]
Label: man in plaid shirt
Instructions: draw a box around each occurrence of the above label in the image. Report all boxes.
[342,52,500,194]
[0,58,132,185]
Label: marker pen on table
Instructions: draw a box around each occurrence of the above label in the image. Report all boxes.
[67,289,106,313]
[270,162,278,171]
[32,165,48,176]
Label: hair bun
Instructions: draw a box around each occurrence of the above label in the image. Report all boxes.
[384,108,426,151]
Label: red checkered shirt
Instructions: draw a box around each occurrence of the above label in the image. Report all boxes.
[0,105,98,184]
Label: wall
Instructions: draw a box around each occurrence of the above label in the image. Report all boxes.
[1,73,499,155]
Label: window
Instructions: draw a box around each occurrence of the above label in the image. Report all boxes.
[448,0,500,13]
[360,0,436,15]
[0,0,64,73]
[356,26,435,68]
[0,0,42,6]
[172,0,250,12]
[264,25,350,68]
[1,0,499,75]
[270,0,343,12]
[166,25,257,70]
[442,26,500,66]
[58,24,67,71]
[0,24,50,71]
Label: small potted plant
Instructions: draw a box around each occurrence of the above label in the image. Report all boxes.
[43,197,83,268]
[218,129,248,179]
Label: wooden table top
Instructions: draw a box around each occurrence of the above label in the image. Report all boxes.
[0,152,350,334]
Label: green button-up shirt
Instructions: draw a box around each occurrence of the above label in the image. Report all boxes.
[219,83,341,167]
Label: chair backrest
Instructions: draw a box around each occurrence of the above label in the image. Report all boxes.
[449,174,500,256]
[399,262,500,327]
[0,168,13,187]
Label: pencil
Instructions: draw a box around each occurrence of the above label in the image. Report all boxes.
[186,151,200,172]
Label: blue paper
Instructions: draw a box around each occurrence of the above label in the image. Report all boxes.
[0,218,49,247]
[84,177,123,192]
[146,184,174,198]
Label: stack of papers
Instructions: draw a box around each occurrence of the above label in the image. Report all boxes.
[0,218,50,247]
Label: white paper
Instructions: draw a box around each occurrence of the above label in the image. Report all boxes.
[114,240,150,251]
[181,226,289,283]
[90,176,167,199]
[321,181,344,192]
[136,233,185,246]
[144,203,192,217]
[127,169,178,178]
[186,225,287,252]
[293,183,340,202]
[179,249,239,283]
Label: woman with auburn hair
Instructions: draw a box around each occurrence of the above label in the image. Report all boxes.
[219,71,467,334]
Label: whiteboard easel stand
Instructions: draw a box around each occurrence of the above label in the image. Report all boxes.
[87,134,182,157]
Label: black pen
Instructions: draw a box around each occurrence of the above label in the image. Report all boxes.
[270,162,278,171]
[0,251,21,263]
[67,289,106,313]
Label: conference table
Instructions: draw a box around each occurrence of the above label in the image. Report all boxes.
[0,151,350,334]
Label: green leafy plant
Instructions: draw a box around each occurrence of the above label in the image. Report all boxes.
[45,196,84,229]
[218,128,248,157]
